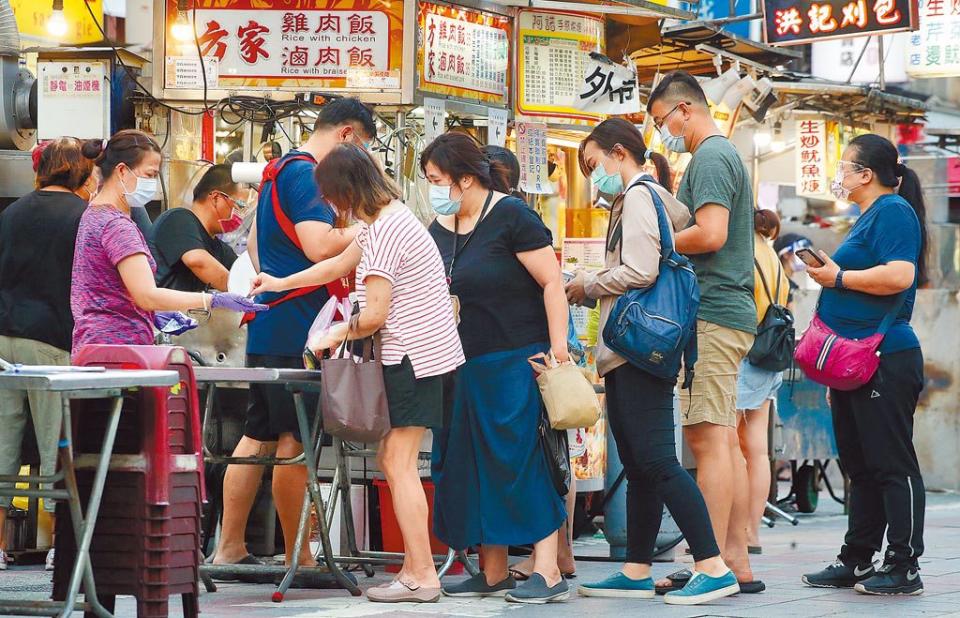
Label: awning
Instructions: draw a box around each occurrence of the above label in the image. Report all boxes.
[629,21,801,81]
[769,77,927,124]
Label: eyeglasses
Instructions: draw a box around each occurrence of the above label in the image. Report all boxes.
[835,160,868,176]
[652,103,686,130]
[215,191,247,211]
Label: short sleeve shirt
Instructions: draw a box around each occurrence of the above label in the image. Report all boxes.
[150,207,237,292]
[247,151,338,357]
[356,204,464,378]
[428,196,553,360]
[71,206,156,356]
[677,135,756,334]
[817,194,921,354]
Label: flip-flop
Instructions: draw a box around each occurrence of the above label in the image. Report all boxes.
[748,545,763,555]
[738,580,766,594]
[655,568,692,595]
[508,568,531,582]
[211,554,271,583]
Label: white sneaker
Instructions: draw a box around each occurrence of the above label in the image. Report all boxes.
[45,548,54,571]
[0,549,8,570]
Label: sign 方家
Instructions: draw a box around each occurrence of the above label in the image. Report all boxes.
[516,9,604,123]
[907,0,960,78]
[763,0,918,46]
[163,0,404,92]
[416,2,511,105]
[796,119,830,199]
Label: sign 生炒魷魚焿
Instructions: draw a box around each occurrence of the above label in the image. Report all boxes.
[762,0,918,46]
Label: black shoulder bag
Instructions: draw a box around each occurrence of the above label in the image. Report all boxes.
[747,257,796,372]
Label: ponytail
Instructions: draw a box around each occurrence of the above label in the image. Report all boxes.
[896,165,929,286]
[754,208,781,240]
[849,134,928,286]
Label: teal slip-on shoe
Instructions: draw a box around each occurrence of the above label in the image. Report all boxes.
[579,572,655,599]
[505,573,570,604]
[663,570,740,606]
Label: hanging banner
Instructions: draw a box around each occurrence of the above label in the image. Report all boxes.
[907,0,960,77]
[162,0,404,92]
[796,119,830,199]
[423,97,446,145]
[487,107,509,147]
[516,9,604,123]
[11,0,104,45]
[416,2,511,105]
[517,122,552,194]
[575,53,640,115]
[762,0,919,46]
[811,33,908,82]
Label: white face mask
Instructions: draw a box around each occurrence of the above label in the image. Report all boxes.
[119,169,158,209]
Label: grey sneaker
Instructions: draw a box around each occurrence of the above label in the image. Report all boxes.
[442,573,516,597]
[505,573,570,604]
[45,548,55,571]
[0,549,8,570]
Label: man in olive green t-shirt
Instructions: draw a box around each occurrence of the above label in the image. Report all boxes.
[648,71,758,592]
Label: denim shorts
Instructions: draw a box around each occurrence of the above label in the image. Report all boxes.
[736,357,783,411]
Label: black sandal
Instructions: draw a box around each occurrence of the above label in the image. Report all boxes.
[738,580,766,594]
[508,568,530,582]
[655,568,692,595]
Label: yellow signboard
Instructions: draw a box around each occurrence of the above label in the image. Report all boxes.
[10,0,104,45]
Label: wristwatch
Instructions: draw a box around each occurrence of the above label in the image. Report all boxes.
[835,270,845,290]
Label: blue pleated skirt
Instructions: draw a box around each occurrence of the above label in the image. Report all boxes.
[431,342,567,550]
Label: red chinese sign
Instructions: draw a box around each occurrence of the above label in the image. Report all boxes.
[164,0,404,91]
[416,2,512,105]
[796,119,829,198]
[763,0,918,45]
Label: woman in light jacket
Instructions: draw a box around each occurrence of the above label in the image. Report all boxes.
[565,119,739,606]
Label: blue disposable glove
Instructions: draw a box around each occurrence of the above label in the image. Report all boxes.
[211,291,269,313]
[153,311,199,335]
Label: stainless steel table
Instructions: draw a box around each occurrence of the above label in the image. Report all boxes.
[0,368,180,618]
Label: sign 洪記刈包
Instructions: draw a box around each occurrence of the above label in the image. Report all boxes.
[163,0,403,91]
[762,0,918,46]
[417,2,511,105]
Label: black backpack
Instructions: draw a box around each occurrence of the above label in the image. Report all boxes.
[747,257,795,372]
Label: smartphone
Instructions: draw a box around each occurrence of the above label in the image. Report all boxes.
[562,270,597,308]
[795,248,826,268]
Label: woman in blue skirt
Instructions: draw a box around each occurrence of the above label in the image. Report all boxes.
[423,132,571,604]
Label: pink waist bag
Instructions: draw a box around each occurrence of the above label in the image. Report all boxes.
[794,296,905,391]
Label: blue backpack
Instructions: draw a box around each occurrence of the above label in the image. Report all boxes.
[601,178,700,387]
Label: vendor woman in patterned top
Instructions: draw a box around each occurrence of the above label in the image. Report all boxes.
[251,143,465,604]
[70,130,265,356]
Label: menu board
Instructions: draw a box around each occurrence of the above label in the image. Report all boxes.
[417,1,511,104]
[516,9,604,122]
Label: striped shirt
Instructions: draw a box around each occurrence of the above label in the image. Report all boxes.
[356,202,464,378]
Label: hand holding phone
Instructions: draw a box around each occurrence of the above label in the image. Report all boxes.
[795,248,826,268]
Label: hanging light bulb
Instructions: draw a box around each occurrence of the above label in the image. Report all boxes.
[171,0,194,42]
[770,121,786,153]
[47,0,68,38]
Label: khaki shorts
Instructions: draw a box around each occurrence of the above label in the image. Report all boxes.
[679,320,754,428]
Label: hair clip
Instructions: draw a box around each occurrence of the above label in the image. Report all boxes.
[644,149,653,160]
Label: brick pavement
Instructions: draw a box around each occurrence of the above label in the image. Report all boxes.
[3,492,960,617]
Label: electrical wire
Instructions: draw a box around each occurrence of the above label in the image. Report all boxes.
[191,3,211,113]
[83,0,206,116]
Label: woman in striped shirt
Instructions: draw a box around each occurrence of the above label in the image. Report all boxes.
[251,143,464,603]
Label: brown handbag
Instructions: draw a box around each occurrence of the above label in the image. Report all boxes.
[320,330,391,443]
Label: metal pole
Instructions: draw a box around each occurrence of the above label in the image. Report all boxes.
[394,111,407,185]
[846,36,872,84]
[877,36,886,90]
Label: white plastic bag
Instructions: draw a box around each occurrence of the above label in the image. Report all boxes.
[305,296,352,353]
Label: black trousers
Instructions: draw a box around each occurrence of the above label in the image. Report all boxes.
[831,348,925,566]
[605,362,720,564]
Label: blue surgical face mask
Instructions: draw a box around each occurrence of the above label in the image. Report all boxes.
[590,156,623,195]
[119,169,158,209]
[659,108,688,154]
[429,183,461,216]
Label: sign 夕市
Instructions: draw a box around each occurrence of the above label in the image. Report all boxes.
[575,54,640,115]
[163,0,404,92]
[417,1,511,105]
[762,0,919,46]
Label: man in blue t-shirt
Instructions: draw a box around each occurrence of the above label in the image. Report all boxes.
[214,98,376,572]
